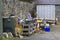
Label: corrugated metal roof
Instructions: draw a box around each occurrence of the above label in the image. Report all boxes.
[34,0,60,4]
[56,0,60,4]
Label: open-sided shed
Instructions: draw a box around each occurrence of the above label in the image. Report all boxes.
[34,0,60,22]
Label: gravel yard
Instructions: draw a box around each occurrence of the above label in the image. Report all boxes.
[1,23,60,40]
[21,23,60,40]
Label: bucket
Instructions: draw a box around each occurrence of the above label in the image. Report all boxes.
[44,26,50,32]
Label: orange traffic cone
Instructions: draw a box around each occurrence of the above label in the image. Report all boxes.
[36,23,40,31]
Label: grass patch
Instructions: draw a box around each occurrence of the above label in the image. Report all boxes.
[0,37,9,40]
[0,37,21,40]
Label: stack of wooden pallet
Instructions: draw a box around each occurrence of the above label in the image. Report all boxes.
[22,24,36,36]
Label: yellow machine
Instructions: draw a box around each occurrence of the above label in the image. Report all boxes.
[36,19,42,23]
[19,25,23,34]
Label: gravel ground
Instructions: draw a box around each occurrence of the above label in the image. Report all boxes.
[21,23,60,40]
[1,24,60,40]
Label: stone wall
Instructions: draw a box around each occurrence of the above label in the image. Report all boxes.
[2,0,35,19]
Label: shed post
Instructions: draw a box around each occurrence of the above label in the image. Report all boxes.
[0,0,3,35]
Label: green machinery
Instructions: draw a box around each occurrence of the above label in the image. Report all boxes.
[3,18,15,35]
[3,17,19,36]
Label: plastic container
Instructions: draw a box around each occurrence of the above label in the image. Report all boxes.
[44,26,50,32]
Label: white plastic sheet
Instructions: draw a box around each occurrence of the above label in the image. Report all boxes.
[37,5,55,20]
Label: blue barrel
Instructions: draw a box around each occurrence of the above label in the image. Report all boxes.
[44,26,50,32]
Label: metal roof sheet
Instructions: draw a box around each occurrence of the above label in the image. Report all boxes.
[34,0,60,4]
